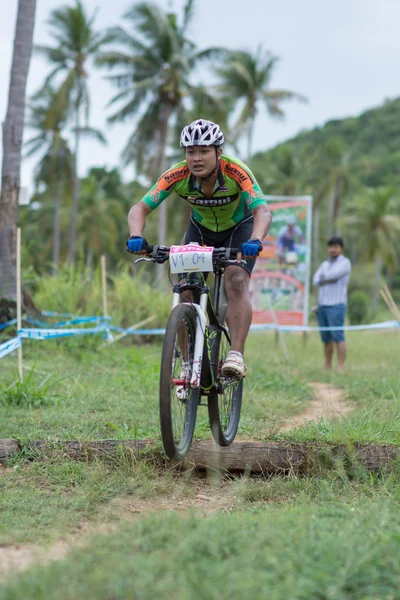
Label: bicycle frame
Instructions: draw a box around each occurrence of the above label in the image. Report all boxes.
[171,270,226,391]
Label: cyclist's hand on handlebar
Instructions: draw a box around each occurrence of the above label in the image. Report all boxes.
[241,239,263,257]
[126,236,149,254]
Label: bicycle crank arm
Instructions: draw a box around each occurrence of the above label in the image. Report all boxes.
[217,376,241,392]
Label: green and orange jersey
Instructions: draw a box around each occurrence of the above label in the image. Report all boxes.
[139,154,267,232]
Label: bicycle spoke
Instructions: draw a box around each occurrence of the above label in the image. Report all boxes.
[170,318,192,447]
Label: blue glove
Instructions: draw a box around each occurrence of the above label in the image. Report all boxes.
[241,239,263,257]
[126,236,148,254]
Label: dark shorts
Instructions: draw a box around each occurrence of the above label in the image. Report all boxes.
[182,215,256,275]
[317,304,346,343]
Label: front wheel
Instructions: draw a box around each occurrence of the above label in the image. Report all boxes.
[160,304,199,461]
[208,304,243,446]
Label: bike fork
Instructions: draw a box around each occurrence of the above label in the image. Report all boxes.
[172,292,207,390]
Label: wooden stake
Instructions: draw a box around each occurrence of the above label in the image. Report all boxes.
[383,283,400,321]
[380,288,400,322]
[267,294,290,364]
[16,227,23,381]
[99,315,156,348]
[101,255,108,319]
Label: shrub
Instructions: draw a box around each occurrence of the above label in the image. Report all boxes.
[348,291,369,324]
[31,263,171,333]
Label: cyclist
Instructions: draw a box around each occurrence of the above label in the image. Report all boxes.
[126,119,272,380]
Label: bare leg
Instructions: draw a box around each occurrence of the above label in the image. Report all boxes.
[324,341,334,370]
[224,266,252,354]
[337,341,347,372]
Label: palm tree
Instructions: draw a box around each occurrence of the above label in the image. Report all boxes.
[341,187,400,312]
[216,46,306,163]
[25,85,73,274]
[76,173,125,271]
[36,0,108,265]
[0,0,37,310]
[97,0,226,269]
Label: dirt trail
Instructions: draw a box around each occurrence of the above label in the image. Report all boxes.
[0,483,234,581]
[281,381,352,431]
[0,382,351,580]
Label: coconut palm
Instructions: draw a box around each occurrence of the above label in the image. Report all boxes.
[25,85,73,274]
[341,187,400,312]
[216,45,307,163]
[97,0,226,268]
[36,0,108,265]
[76,172,125,271]
[0,0,37,309]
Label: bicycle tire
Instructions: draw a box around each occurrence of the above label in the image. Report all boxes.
[208,303,243,446]
[160,304,199,461]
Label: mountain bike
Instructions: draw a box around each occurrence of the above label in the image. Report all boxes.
[136,244,244,462]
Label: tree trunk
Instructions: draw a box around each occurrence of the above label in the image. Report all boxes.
[327,188,335,238]
[0,0,37,305]
[68,106,80,266]
[332,175,343,235]
[86,246,94,275]
[247,117,255,166]
[372,253,382,313]
[156,103,173,287]
[51,178,62,275]
[312,206,320,273]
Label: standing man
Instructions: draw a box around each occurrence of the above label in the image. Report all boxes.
[312,237,351,372]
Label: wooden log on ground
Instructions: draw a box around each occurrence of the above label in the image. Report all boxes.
[1,439,399,474]
[0,439,19,463]
[188,440,400,474]
[0,439,153,464]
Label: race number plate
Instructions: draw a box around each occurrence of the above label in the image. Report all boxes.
[169,245,214,273]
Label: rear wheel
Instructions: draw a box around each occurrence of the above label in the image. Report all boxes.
[208,304,243,446]
[160,304,199,461]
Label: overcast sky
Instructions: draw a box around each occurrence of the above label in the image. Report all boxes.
[1,0,400,193]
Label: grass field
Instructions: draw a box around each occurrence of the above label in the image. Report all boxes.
[1,328,400,598]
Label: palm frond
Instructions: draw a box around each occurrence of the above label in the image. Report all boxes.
[182,0,196,29]
[71,126,107,144]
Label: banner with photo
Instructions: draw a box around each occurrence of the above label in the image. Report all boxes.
[250,196,312,326]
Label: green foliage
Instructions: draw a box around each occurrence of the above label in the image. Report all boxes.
[29,263,171,330]
[216,46,306,160]
[4,501,400,599]
[0,367,55,408]
[348,291,369,325]
[96,0,227,174]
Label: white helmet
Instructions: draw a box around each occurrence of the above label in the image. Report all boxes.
[287,214,297,226]
[180,119,224,147]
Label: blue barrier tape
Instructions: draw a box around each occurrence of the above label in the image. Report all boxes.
[109,320,400,335]
[1,311,399,364]
[19,324,107,340]
[24,315,109,328]
[0,318,17,331]
[250,320,400,333]
[0,336,21,359]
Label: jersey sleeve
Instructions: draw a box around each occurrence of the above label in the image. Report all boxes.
[140,161,190,211]
[240,176,267,211]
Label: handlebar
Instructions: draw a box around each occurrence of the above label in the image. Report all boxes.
[134,245,244,266]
